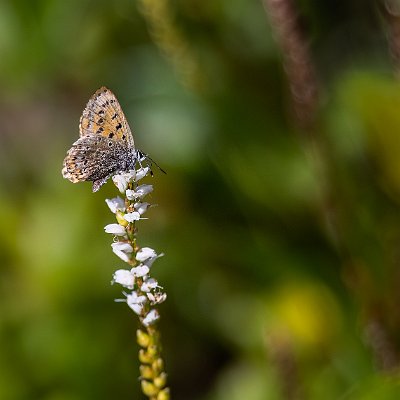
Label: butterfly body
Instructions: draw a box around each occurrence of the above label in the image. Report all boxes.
[62,87,141,192]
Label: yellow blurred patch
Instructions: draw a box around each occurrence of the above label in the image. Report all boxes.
[267,281,342,352]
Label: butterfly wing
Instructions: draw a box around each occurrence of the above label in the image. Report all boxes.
[62,135,134,192]
[79,87,135,149]
[62,87,140,192]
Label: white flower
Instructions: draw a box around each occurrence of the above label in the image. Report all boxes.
[125,170,137,180]
[112,171,136,192]
[125,189,136,201]
[134,202,152,215]
[136,184,153,198]
[126,291,147,315]
[123,212,141,223]
[113,269,135,289]
[112,242,133,262]
[112,242,133,253]
[126,185,153,200]
[143,254,163,268]
[142,309,160,326]
[131,264,149,277]
[104,224,126,236]
[113,175,129,193]
[136,247,157,262]
[147,292,167,305]
[141,278,159,292]
[105,197,125,213]
[113,250,129,262]
[135,167,150,181]
[136,249,164,268]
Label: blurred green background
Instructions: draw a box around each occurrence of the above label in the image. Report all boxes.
[3,0,400,399]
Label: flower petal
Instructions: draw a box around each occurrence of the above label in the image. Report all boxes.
[111,242,133,253]
[143,254,163,268]
[126,189,136,201]
[136,184,153,198]
[113,249,130,262]
[126,292,147,315]
[131,265,150,277]
[113,171,136,192]
[112,175,129,193]
[147,292,167,305]
[135,167,150,181]
[136,247,157,262]
[124,212,141,222]
[141,278,159,292]
[105,197,125,213]
[104,224,126,236]
[142,309,160,326]
[113,269,135,289]
[134,202,151,215]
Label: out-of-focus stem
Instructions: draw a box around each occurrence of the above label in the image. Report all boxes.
[381,0,400,78]
[266,332,304,400]
[262,0,340,246]
[137,0,205,93]
[262,0,319,129]
[264,0,400,374]
[364,316,399,372]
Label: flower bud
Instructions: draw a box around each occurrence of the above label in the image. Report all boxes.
[147,345,158,358]
[154,372,167,389]
[137,329,151,347]
[139,365,154,380]
[116,211,129,227]
[139,349,154,364]
[152,358,164,374]
[157,387,170,400]
[141,380,159,396]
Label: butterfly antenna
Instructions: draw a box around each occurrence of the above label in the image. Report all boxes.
[136,150,166,175]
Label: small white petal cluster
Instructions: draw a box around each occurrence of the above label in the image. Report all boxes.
[112,242,133,262]
[112,171,136,193]
[124,212,141,222]
[104,224,127,236]
[105,197,125,213]
[112,247,166,320]
[135,167,150,181]
[135,202,151,215]
[105,167,166,327]
[113,269,135,289]
[126,184,153,201]
[126,291,148,315]
[143,309,160,327]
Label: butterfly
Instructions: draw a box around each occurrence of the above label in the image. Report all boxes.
[62,87,163,192]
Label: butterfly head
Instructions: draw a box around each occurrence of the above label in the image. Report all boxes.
[136,149,166,176]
